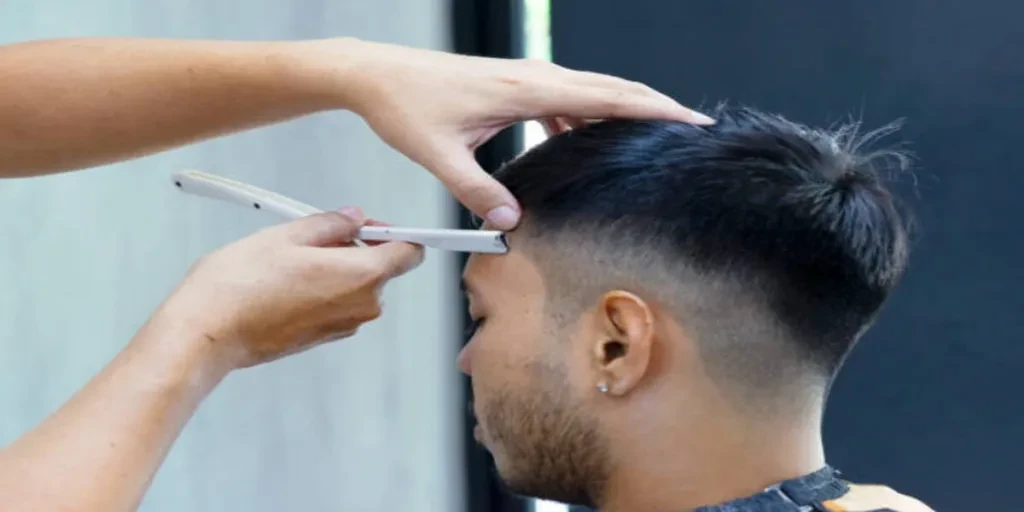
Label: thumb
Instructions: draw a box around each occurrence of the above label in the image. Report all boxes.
[275,207,365,246]
[428,147,521,230]
[366,241,426,279]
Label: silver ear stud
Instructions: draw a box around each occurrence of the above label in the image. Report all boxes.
[597,382,609,393]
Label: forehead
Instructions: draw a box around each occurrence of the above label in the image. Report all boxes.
[462,234,545,298]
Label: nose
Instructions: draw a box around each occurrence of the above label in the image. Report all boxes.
[456,342,473,376]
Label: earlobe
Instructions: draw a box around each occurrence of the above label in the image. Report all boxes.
[592,291,656,396]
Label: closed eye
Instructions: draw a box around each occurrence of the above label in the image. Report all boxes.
[465,317,486,339]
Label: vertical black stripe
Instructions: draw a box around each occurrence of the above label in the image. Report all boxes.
[451,1,528,511]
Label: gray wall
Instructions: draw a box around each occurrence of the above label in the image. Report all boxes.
[0,1,464,511]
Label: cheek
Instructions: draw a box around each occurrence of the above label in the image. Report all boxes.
[550,323,599,397]
[472,312,546,388]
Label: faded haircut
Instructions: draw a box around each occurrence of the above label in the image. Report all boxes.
[490,106,911,402]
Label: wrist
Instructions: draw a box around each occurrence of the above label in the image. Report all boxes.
[276,37,377,113]
[129,300,238,397]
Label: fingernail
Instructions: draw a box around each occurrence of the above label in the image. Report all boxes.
[336,206,364,221]
[485,205,518,230]
[690,111,716,125]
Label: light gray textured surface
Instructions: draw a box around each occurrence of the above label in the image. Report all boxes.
[0,1,464,511]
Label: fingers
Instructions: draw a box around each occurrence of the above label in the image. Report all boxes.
[563,68,714,124]
[562,117,589,130]
[571,71,683,107]
[529,83,714,125]
[366,241,425,279]
[283,211,421,279]
[361,219,391,247]
[517,62,713,125]
[323,216,423,277]
[269,207,366,246]
[541,117,587,138]
[541,118,564,138]
[424,148,521,230]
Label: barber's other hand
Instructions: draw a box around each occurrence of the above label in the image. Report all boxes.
[292,38,713,230]
[160,207,423,371]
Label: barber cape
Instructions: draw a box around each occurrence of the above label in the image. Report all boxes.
[694,466,934,512]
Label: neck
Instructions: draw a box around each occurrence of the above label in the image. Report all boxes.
[598,407,825,512]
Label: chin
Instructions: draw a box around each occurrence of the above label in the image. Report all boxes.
[492,458,589,508]
[488,450,526,490]
[493,467,537,500]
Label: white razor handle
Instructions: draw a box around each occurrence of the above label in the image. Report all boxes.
[171,170,508,254]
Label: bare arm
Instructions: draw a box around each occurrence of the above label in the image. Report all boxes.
[0,38,345,177]
[0,210,420,511]
[0,307,230,511]
[0,36,709,228]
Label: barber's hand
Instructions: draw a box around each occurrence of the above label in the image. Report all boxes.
[161,207,423,370]
[295,39,713,230]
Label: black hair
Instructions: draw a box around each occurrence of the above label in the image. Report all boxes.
[493,106,910,379]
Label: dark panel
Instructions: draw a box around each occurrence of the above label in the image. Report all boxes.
[552,1,1024,510]
[452,1,528,512]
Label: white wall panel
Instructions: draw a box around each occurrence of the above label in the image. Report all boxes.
[0,1,463,510]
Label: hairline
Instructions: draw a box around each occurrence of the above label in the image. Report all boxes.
[512,222,828,407]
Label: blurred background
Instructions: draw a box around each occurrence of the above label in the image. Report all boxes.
[1,0,1021,511]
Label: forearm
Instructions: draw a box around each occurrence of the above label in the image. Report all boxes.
[0,37,353,177]
[0,307,231,511]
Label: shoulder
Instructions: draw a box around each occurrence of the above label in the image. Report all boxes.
[821,482,935,512]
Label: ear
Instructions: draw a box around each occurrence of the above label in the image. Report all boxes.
[591,290,655,397]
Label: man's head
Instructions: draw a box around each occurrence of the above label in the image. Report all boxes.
[458,106,910,507]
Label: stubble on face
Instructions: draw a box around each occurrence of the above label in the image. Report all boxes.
[477,359,611,508]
